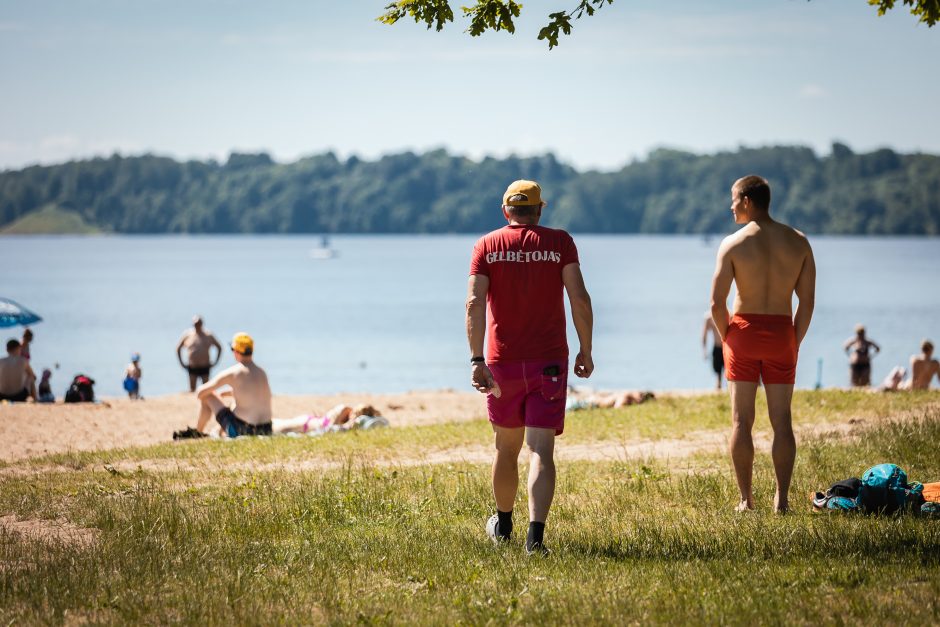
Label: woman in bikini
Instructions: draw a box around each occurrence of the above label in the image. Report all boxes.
[844,324,880,387]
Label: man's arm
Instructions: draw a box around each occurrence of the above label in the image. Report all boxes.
[176,335,186,366]
[196,367,235,401]
[23,362,36,398]
[210,334,222,366]
[793,245,816,346]
[562,263,594,378]
[466,274,496,394]
[709,239,734,341]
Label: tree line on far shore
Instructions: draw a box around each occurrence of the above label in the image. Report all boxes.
[1,143,938,235]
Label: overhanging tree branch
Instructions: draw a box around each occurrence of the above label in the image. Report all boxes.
[377,1,936,50]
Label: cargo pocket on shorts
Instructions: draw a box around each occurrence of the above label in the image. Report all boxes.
[540,371,567,402]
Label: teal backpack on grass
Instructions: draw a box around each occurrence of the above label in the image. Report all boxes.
[856,464,924,514]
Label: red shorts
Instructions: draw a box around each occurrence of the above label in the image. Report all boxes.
[486,359,568,435]
[723,313,797,385]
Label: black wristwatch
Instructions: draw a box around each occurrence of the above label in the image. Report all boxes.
[470,356,485,365]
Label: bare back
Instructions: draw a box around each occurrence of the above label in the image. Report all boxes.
[909,356,940,390]
[724,221,812,316]
[222,362,273,425]
[0,355,29,395]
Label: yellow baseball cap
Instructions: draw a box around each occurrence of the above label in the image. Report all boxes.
[231,332,254,355]
[502,180,544,206]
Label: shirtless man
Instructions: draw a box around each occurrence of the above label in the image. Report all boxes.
[702,313,724,390]
[0,339,36,402]
[710,175,816,513]
[194,333,273,437]
[176,316,222,392]
[908,340,940,390]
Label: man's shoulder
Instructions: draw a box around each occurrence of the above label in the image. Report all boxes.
[218,363,245,377]
[476,226,510,242]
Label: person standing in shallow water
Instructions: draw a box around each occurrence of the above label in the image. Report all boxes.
[466,179,594,555]
[710,175,816,513]
[176,315,222,392]
[844,324,880,387]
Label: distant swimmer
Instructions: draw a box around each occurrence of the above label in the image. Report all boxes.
[710,175,816,513]
[702,312,724,390]
[176,315,222,392]
[467,179,594,555]
[193,333,273,437]
[908,339,940,390]
[844,324,880,387]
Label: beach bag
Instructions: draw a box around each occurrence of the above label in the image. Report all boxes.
[812,477,862,512]
[64,375,95,403]
[856,464,923,514]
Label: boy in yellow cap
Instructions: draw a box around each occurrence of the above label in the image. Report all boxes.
[190,332,273,437]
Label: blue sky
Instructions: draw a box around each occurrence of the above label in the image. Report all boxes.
[1,0,938,171]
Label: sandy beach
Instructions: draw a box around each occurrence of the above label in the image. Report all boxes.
[0,390,488,462]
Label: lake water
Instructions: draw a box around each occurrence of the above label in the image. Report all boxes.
[1,235,938,397]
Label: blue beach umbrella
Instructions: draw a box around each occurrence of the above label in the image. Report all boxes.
[0,297,42,328]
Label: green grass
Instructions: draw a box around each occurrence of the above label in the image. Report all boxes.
[0,204,102,234]
[1,392,939,624]
[13,389,939,472]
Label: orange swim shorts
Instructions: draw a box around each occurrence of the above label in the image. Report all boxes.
[723,313,797,385]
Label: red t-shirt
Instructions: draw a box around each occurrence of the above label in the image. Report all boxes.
[469,224,579,362]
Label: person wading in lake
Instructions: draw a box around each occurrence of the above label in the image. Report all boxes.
[710,175,816,513]
[176,315,222,392]
[843,324,880,387]
[466,179,594,554]
[193,332,273,437]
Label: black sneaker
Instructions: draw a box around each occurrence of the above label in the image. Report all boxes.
[485,514,510,544]
[173,427,206,440]
[525,542,551,557]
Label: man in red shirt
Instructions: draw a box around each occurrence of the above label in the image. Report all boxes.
[466,179,594,554]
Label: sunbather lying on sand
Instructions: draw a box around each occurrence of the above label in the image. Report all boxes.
[566,390,655,411]
[273,403,388,434]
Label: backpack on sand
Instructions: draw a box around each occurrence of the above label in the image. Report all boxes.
[64,375,95,403]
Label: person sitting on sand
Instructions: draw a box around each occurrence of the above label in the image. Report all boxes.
[907,340,940,390]
[37,368,55,403]
[176,315,222,392]
[192,332,273,437]
[123,353,142,400]
[0,339,36,402]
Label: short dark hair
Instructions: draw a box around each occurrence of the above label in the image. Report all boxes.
[735,175,771,212]
[923,340,934,353]
[504,193,540,218]
[6,339,20,352]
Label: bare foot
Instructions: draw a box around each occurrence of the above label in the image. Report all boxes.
[735,500,755,512]
[774,493,789,514]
